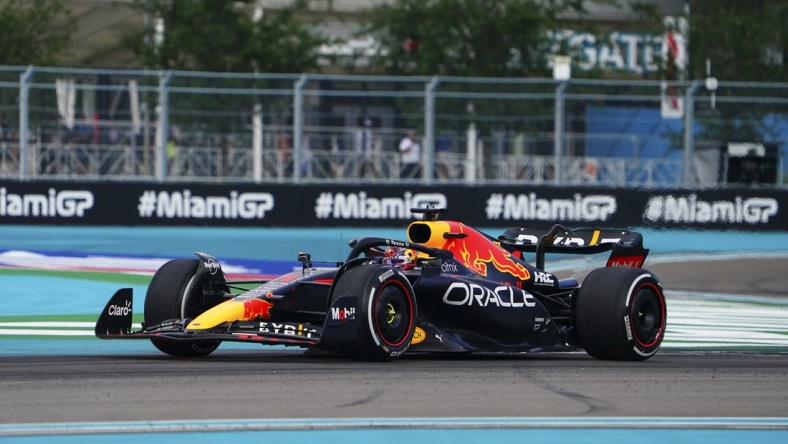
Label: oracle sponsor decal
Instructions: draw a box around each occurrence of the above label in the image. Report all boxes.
[442,282,537,308]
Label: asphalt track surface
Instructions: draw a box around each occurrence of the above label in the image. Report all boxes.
[1,349,787,424]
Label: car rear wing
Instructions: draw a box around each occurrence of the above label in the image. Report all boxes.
[497,224,649,270]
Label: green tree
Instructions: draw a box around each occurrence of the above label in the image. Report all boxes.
[121,0,328,73]
[683,1,787,150]
[0,0,74,65]
[358,0,601,77]
[688,0,787,82]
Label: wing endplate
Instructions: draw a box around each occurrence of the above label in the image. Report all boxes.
[95,288,134,337]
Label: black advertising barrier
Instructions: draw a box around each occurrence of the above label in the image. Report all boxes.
[0,180,786,231]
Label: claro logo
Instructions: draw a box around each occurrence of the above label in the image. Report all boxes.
[107,300,131,316]
[0,188,93,218]
[643,194,778,224]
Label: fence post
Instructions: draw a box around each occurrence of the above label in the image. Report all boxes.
[252,103,263,183]
[682,80,700,186]
[554,80,568,185]
[18,66,34,181]
[465,123,477,183]
[155,70,172,182]
[424,76,440,185]
[292,74,308,184]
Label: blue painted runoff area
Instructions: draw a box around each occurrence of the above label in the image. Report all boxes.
[2,276,149,317]
[2,225,788,261]
[1,428,786,444]
[1,418,787,443]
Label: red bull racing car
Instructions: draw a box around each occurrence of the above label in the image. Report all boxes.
[96,208,667,361]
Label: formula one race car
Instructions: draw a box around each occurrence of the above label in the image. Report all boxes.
[96,208,667,361]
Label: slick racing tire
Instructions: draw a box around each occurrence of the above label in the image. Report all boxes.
[575,267,666,361]
[144,259,222,357]
[332,265,417,361]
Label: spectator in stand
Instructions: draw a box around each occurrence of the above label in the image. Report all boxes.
[398,129,421,180]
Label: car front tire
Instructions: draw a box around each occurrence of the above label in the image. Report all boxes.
[144,259,222,357]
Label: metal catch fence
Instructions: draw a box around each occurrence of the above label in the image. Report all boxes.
[0,66,785,187]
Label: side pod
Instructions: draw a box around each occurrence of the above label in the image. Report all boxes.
[95,288,134,337]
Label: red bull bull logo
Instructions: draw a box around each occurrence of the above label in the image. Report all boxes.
[409,220,531,282]
[445,223,530,281]
[428,222,531,281]
[242,299,274,321]
[469,245,530,281]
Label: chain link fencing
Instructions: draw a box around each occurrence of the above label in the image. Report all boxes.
[0,66,785,187]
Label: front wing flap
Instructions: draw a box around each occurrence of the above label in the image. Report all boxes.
[95,288,322,347]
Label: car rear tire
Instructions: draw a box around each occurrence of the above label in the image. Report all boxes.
[332,264,417,361]
[575,267,666,361]
[144,259,222,357]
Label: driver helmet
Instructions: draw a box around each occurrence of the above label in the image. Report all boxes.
[383,247,416,270]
